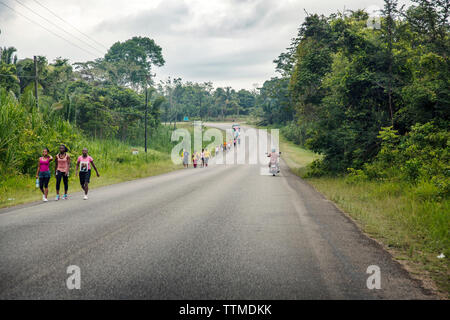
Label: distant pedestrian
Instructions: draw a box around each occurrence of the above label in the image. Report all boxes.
[201,149,205,167]
[75,148,100,200]
[55,144,70,200]
[204,149,210,167]
[182,149,189,168]
[192,152,198,168]
[36,148,53,202]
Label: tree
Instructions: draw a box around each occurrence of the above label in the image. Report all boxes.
[104,36,165,91]
[0,46,17,65]
[381,0,399,126]
[16,56,48,93]
[0,44,20,95]
[237,89,255,115]
[0,63,20,96]
[214,87,227,120]
[405,0,450,57]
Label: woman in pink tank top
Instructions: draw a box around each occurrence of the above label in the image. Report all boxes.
[55,144,71,200]
[35,148,53,202]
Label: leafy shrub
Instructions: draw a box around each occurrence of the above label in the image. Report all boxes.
[305,159,329,177]
[349,122,449,198]
[280,121,311,146]
[413,180,442,201]
[345,168,369,184]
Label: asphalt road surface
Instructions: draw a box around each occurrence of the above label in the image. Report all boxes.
[0,123,434,299]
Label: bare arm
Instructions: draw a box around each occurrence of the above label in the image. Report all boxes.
[91,161,100,177]
[75,159,80,176]
[36,159,40,178]
[55,156,58,175]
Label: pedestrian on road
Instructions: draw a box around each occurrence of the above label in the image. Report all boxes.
[201,149,205,168]
[192,151,198,168]
[182,149,189,168]
[75,148,100,200]
[204,149,210,167]
[55,144,70,200]
[36,148,53,202]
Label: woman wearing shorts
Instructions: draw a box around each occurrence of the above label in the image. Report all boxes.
[35,148,53,202]
[76,148,100,200]
[55,144,70,200]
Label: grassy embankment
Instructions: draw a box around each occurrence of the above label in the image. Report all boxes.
[279,136,449,297]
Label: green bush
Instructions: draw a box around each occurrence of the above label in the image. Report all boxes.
[304,159,329,177]
[345,122,449,198]
[413,180,442,201]
[345,168,369,184]
[280,121,311,146]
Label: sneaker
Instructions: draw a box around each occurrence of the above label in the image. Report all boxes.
[43,197,48,202]
[83,195,88,200]
[42,195,45,201]
[55,194,60,201]
[63,194,68,200]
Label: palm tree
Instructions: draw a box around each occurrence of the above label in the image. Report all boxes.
[0,46,18,65]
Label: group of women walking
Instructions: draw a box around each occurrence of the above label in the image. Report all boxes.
[182,148,211,168]
[36,145,100,202]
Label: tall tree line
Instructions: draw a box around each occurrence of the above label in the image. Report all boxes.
[1,35,165,145]
[254,0,449,176]
[156,79,256,122]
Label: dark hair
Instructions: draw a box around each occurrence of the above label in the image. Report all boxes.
[43,147,49,153]
[60,144,68,153]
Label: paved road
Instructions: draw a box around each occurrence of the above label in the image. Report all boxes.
[0,124,434,299]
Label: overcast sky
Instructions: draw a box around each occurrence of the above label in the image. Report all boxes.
[0,0,412,90]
